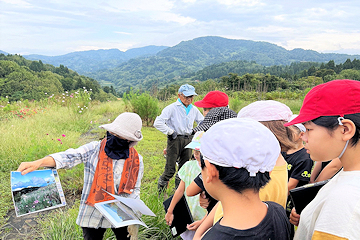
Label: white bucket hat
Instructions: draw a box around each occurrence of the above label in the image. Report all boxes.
[237,100,292,122]
[99,112,143,143]
[200,118,280,176]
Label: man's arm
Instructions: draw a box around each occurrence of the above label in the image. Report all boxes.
[194,107,204,125]
[153,105,175,135]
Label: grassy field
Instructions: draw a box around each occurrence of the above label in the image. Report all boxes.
[0,95,303,239]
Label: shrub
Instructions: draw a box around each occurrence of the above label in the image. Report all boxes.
[123,91,160,126]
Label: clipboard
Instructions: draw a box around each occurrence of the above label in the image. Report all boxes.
[163,194,193,237]
[289,179,329,214]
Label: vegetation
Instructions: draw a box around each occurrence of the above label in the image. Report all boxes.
[0,54,118,102]
[0,88,306,239]
[123,90,160,126]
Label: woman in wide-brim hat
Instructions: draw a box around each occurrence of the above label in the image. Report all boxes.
[17,112,144,240]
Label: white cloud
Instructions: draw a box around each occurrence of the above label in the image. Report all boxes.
[1,0,32,7]
[151,12,196,25]
[114,31,132,35]
[273,15,286,21]
[2,0,360,55]
[247,25,295,35]
[281,31,360,53]
[99,0,174,12]
[217,0,264,7]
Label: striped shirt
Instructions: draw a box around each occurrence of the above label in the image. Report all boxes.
[50,140,144,228]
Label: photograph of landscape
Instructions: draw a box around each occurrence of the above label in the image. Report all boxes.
[95,200,148,228]
[11,169,66,217]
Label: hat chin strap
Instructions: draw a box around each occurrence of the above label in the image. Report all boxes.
[338,140,349,159]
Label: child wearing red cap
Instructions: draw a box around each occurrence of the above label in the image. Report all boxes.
[286,79,360,240]
[192,91,237,134]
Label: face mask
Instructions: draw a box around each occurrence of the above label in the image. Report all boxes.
[104,132,130,160]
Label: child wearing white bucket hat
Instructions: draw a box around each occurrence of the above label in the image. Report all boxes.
[17,112,144,240]
[194,100,292,239]
[196,118,291,239]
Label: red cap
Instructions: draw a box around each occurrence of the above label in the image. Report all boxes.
[285,79,360,127]
[194,91,229,108]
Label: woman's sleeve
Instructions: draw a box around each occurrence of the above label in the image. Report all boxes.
[50,141,100,169]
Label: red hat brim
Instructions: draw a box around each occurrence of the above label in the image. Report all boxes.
[194,100,214,108]
[284,114,321,127]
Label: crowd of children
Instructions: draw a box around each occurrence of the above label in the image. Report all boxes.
[163,80,360,240]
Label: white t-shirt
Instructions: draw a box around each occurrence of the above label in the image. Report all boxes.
[294,170,360,240]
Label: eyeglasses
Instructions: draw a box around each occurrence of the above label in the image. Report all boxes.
[181,94,194,99]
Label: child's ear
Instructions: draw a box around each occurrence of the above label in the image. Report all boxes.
[204,160,219,183]
[341,119,356,141]
[299,131,305,140]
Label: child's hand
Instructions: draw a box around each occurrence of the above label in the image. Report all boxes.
[165,211,174,226]
[199,191,209,209]
[187,220,202,231]
[289,208,300,226]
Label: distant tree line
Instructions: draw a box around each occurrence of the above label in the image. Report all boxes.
[153,58,360,101]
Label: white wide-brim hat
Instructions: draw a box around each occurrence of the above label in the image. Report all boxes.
[200,118,280,176]
[99,112,143,143]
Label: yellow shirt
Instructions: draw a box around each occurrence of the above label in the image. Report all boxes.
[214,163,288,224]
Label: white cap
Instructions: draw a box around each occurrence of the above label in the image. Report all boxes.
[289,114,306,132]
[185,131,204,150]
[237,100,292,122]
[200,118,280,176]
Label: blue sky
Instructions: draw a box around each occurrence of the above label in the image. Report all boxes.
[1,0,360,56]
[11,169,55,190]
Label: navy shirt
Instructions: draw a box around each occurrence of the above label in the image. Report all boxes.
[202,201,291,240]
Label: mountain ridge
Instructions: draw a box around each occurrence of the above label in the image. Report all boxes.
[3,36,360,93]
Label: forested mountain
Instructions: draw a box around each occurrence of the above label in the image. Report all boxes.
[0,54,116,102]
[23,46,168,74]
[4,36,360,94]
[87,36,360,93]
